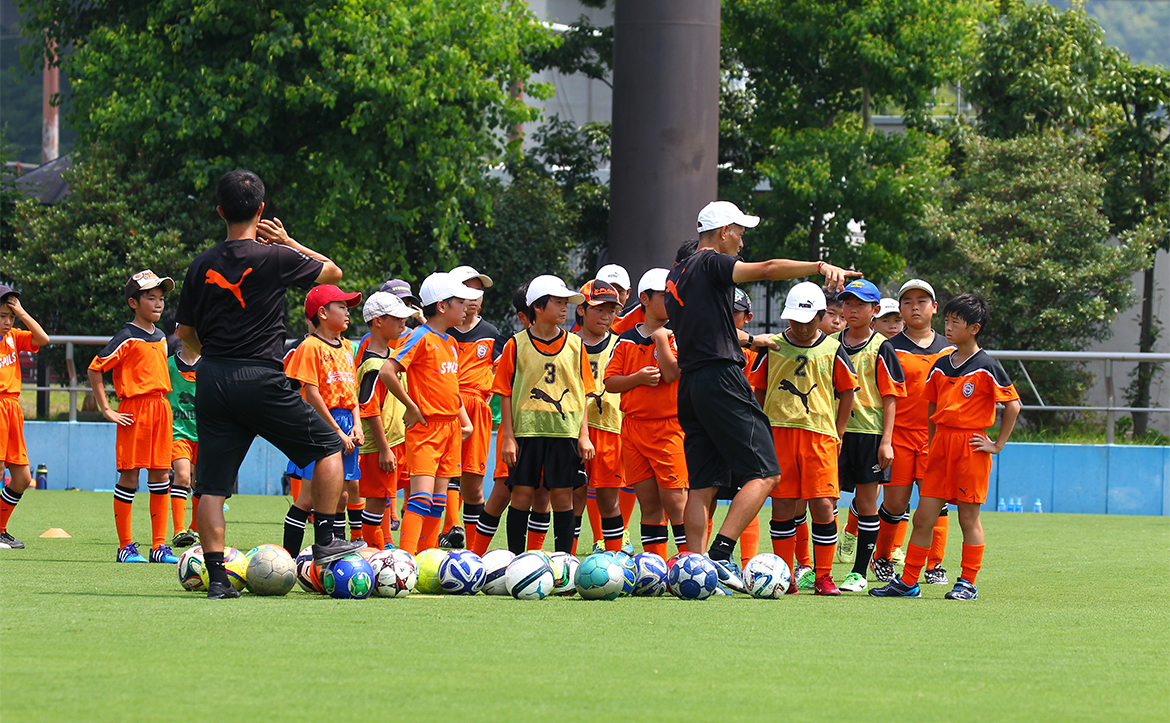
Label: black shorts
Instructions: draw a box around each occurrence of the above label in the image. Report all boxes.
[508,437,587,490]
[194,358,344,498]
[838,432,890,493]
[677,361,781,491]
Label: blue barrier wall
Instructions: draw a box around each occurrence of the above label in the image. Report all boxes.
[20,422,1169,515]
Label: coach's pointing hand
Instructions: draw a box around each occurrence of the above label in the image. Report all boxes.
[819,262,863,293]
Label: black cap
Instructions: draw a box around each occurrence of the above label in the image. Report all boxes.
[0,284,19,303]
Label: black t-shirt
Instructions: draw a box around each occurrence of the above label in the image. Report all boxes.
[664,248,743,372]
[176,238,322,363]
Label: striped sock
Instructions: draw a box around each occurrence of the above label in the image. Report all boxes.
[170,486,189,536]
[398,492,432,554]
[361,509,385,550]
[0,487,22,533]
[852,512,880,575]
[420,493,446,550]
[147,478,170,550]
[770,518,797,574]
[602,515,624,552]
[811,521,838,578]
[793,513,811,568]
[527,511,550,551]
[671,524,687,554]
[473,510,500,555]
[113,485,136,548]
[641,523,668,558]
[347,503,364,541]
[283,505,310,556]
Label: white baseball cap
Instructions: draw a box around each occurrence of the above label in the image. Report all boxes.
[898,278,936,301]
[526,275,585,306]
[364,291,423,322]
[595,264,631,292]
[697,201,761,234]
[877,298,900,319]
[780,281,826,324]
[449,265,494,288]
[637,268,670,297]
[419,272,484,307]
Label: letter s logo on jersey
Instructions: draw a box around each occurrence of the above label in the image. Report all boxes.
[441,361,459,375]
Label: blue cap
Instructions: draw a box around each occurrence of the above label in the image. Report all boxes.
[837,279,880,304]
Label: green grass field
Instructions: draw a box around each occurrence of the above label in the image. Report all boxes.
[1,492,1167,723]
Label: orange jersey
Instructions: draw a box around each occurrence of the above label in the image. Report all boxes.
[0,329,39,394]
[357,347,390,420]
[603,325,678,420]
[395,324,462,418]
[88,323,171,398]
[742,347,758,381]
[611,304,645,335]
[449,318,503,397]
[286,334,358,410]
[925,349,1019,430]
[890,331,954,432]
[492,330,597,398]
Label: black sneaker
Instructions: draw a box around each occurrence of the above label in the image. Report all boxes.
[437,532,451,549]
[206,580,241,599]
[0,532,25,549]
[446,525,466,549]
[172,529,198,548]
[312,537,366,565]
[923,566,950,585]
[869,556,896,583]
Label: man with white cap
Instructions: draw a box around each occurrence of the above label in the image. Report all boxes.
[665,200,860,591]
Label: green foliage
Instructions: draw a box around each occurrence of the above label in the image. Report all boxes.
[1057,0,1170,70]
[526,14,613,88]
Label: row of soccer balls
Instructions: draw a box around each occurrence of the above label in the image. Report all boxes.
[177,544,796,600]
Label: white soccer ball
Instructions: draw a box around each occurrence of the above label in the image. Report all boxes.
[744,553,791,599]
[366,549,396,578]
[548,552,580,596]
[375,558,418,598]
[633,552,668,597]
[245,546,297,596]
[177,546,205,591]
[481,549,516,596]
[505,552,555,600]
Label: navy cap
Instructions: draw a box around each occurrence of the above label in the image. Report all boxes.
[733,287,752,313]
[837,279,880,304]
[379,278,420,305]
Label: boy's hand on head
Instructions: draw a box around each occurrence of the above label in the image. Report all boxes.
[878,440,894,469]
[969,432,1000,454]
[256,217,290,246]
[5,296,24,315]
[636,366,661,387]
[380,448,396,473]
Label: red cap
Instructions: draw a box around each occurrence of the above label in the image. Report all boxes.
[579,279,621,306]
[305,285,362,320]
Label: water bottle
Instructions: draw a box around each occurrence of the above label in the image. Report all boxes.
[35,464,48,491]
[1033,498,1043,514]
[997,498,1007,512]
[1012,497,1021,513]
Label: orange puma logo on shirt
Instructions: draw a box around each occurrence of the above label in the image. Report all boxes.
[666,278,684,307]
[205,268,253,308]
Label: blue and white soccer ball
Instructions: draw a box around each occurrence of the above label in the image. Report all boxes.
[505,552,555,600]
[667,554,719,600]
[480,549,516,596]
[439,549,487,595]
[744,553,791,599]
[610,551,638,596]
[323,555,374,599]
[548,552,579,596]
[574,553,626,601]
[632,552,668,596]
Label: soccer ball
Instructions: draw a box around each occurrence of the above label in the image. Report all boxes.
[481,549,516,596]
[177,546,205,591]
[668,554,718,600]
[414,548,449,594]
[526,549,553,565]
[246,546,297,596]
[666,551,697,571]
[245,543,284,560]
[322,555,374,599]
[197,547,246,591]
[613,553,637,596]
[744,553,791,599]
[574,553,625,601]
[505,552,555,600]
[548,552,579,596]
[632,552,668,597]
[386,548,416,568]
[375,558,417,598]
[295,547,324,593]
[366,549,396,578]
[439,550,487,595]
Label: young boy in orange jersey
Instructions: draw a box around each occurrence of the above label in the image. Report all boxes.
[873,298,904,339]
[604,269,687,558]
[870,279,954,584]
[0,286,50,549]
[445,265,504,549]
[167,343,200,548]
[280,285,364,555]
[381,272,479,554]
[494,275,596,554]
[730,287,762,567]
[87,271,179,564]
[750,283,857,595]
[872,293,1020,600]
[834,279,905,593]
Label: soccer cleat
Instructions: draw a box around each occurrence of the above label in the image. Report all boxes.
[621,529,635,556]
[836,530,856,563]
[437,532,450,549]
[890,546,906,565]
[709,557,748,594]
[390,518,401,531]
[591,540,605,554]
[869,579,922,597]
[924,566,950,585]
[813,574,841,596]
[944,578,977,600]
[713,582,734,596]
[150,545,180,564]
[839,571,868,592]
[172,529,198,548]
[446,525,466,549]
[870,556,896,583]
[0,532,26,549]
[117,542,148,563]
[206,580,241,599]
[785,578,799,595]
[795,565,816,591]
[312,537,366,566]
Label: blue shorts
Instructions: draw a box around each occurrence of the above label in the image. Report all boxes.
[287,408,361,481]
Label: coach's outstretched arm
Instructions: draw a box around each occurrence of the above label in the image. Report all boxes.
[732,259,860,292]
[257,217,342,285]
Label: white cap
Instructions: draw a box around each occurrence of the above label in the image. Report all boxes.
[637,268,670,297]
[877,298,900,318]
[364,291,422,322]
[419,272,484,307]
[449,265,494,288]
[780,281,826,324]
[697,201,761,234]
[898,278,935,301]
[526,275,585,306]
[595,264,631,292]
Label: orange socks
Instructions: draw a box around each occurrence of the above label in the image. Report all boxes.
[420,493,445,550]
[794,514,811,568]
[398,492,432,554]
[900,543,930,586]
[740,516,760,566]
[586,489,602,543]
[362,523,385,550]
[290,476,302,501]
[0,486,21,533]
[147,479,170,549]
[775,535,796,578]
[893,517,909,550]
[619,487,636,527]
[114,485,136,548]
[960,543,984,584]
[170,487,189,534]
[928,512,949,569]
[445,487,462,530]
[874,505,901,560]
[526,530,548,551]
[845,506,858,536]
[190,494,201,532]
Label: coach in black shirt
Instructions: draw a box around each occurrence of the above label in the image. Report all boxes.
[665,201,858,589]
[176,170,364,599]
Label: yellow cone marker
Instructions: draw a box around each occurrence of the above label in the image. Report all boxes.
[39,528,71,538]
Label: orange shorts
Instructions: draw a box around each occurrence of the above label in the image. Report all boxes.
[116,394,173,471]
[492,448,509,482]
[358,451,397,498]
[920,427,992,505]
[405,415,461,479]
[0,394,28,467]
[622,417,687,490]
[393,443,410,492]
[889,428,928,486]
[460,392,492,476]
[770,426,839,500]
[586,427,624,488]
[171,438,198,464]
